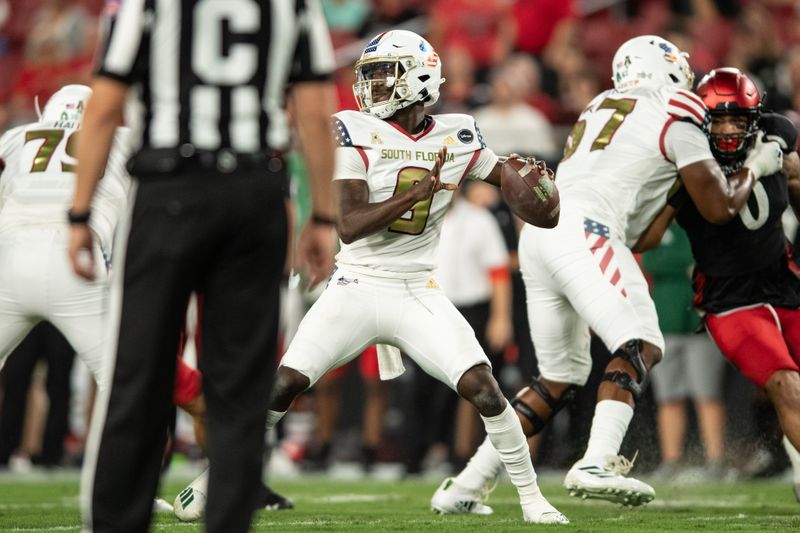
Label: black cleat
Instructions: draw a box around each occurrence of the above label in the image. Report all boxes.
[256,483,294,511]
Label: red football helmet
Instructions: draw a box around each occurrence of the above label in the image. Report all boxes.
[695,67,761,162]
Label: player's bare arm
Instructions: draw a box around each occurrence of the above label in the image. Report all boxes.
[679,159,757,224]
[784,151,800,220]
[632,204,676,253]
[680,131,782,224]
[336,146,455,244]
[69,77,127,280]
[290,82,338,289]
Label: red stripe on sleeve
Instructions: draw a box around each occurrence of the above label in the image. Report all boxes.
[459,149,482,184]
[677,90,706,110]
[668,99,704,124]
[659,116,678,161]
[355,146,369,171]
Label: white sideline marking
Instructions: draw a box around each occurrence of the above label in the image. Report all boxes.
[0,503,73,510]
[308,493,399,503]
[7,524,203,532]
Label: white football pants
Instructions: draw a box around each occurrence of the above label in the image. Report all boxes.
[281,267,490,389]
[0,228,110,390]
[519,208,664,386]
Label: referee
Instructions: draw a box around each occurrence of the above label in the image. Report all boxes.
[68,1,336,532]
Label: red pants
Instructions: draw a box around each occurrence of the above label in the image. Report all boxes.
[173,296,203,406]
[706,305,800,388]
[174,357,202,406]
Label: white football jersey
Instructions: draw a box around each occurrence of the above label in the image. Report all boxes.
[556,85,713,246]
[332,110,498,276]
[0,121,132,254]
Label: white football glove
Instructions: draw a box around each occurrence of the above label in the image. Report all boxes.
[744,131,783,179]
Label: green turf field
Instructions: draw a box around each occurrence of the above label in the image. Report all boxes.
[0,473,797,532]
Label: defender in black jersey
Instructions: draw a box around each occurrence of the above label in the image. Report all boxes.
[635,67,800,498]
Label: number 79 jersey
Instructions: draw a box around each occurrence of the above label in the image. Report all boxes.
[0,122,132,254]
[332,109,498,276]
[556,85,713,247]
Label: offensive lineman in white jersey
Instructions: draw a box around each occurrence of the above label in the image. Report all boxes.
[433,35,784,510]
[260,30,566,524]
[0,84,130,391]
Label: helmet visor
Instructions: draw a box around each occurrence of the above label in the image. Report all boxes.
[353,57,413,114]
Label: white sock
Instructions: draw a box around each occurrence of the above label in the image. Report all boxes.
[783,436,800,484]
[582,400,634,462]
[266,409,286,431]
[454,436,503,492]
[481,403,540,506]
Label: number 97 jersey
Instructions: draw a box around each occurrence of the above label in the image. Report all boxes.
[331,109,498,276]
[556,85,712,247]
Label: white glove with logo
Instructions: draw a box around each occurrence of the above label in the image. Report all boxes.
[745,131,784,179]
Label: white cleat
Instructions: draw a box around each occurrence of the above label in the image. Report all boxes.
[430,477,494,515]
[152,498,173,513]
[522,495,570,524]
[174,468,208,522]
[564,454,655,506]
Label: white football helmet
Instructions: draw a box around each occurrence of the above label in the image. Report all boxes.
[37,84,92,127]
[612,35,695,92]
[353,30,444,119]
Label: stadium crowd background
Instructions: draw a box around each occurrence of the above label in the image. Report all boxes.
[0,0,799,485]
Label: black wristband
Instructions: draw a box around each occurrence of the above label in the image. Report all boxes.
[310,213,335,226]
[67,209,91,225]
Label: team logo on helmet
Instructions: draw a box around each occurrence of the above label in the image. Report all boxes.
[364,33,385,54]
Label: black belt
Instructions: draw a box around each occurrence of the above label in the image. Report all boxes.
[127,145,284,178]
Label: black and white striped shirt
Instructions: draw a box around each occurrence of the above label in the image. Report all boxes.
[97,0,334,153]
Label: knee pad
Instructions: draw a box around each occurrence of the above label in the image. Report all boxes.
[511,378,578,434]
[601,339,649,401]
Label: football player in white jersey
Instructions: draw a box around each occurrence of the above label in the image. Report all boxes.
[0,84,131,392]
[435,35,784,509]
[254,30,566,524]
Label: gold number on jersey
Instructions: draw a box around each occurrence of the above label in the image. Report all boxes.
[23,129,79,173]
[388,167,432,235]
[561,98,637,160]
[590,98,636,151]
[25,129,64,172]
[61,130,79,172]
[561,120,586,161]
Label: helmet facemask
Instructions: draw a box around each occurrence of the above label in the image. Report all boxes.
[707,110,759,163]
[353,56,421,119]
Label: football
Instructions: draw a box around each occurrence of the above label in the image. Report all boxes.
[500,157,560,228]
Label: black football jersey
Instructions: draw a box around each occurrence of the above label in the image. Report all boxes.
[672,112,800,313]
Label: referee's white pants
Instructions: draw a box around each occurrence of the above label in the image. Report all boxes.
[519,209,664,386]
[0,228,110,391]
[281,267,491,390]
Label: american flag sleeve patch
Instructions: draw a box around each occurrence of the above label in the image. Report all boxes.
[584,218,611,238]
[332,117,354,147]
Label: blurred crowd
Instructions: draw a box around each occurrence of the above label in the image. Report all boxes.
[1,0,800,486]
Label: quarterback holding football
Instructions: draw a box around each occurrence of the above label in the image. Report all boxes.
[262,29,566,524]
